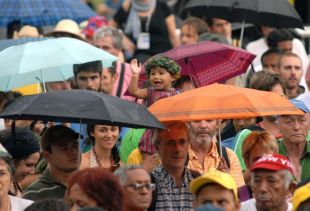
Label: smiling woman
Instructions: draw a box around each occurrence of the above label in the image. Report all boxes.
[80,124,121,171]
[0,127,40,196]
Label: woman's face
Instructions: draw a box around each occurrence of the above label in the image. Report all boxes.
[0,159,12,198]
[15,152,40,183]
[91,125,119,150]
[68,183,98,211]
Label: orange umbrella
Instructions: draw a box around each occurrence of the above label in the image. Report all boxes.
[149,84,303,122]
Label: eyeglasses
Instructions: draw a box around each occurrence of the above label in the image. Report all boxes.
[125,183,156,191]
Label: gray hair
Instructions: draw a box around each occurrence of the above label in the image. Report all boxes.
[250,169,294,190]
[114,165,144,185]
[93,26,123,50]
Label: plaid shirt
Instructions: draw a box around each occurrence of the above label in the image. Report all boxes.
[188,141,245,187]
[151,165,195,211]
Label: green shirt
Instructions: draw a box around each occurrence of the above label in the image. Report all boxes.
[278,141,310,182]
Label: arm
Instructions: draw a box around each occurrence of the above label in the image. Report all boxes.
[128,59,148,99]
[165,14,180,48]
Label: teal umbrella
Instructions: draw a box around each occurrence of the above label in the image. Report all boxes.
[0,37,117,91]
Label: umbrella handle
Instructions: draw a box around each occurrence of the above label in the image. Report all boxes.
[217,120,222,158]
[39,70,47,93]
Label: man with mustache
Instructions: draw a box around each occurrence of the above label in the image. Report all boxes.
[278,52,304,99]
[187,120,244,187]
[241,153,295,211]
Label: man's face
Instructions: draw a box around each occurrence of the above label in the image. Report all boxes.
[209,18,232,39]
[94,36,120,57]
[262,53,280,74]
[195,184,239,211]
[47,81,71,91]
[188,120,218,145]
[232,117,257,132]
[123,169,153,210]
[278,114,309,144]
[101,68,118,94]
[278,40,293,52]
[251,170,289,210]
[15,152,40,183]
[279,56,303,90]
[45,139,81,173]
[156,126,189,170]
[76,71,101,91]
[180,24,199,45]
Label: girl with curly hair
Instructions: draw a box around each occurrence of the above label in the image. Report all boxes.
[129,55,181,107]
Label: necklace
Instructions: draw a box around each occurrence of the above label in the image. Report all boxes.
[92,148,114,168]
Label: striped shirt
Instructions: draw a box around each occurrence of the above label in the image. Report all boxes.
[188,141,245,187]
[151,165,195,211]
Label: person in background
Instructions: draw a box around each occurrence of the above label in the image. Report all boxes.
[0,127,40,195]
[240,154,295,211]
[190,169,240,211]
[66,167,123,211]
[114,165,154,211]
[180,17,208,45]
[0,144,33,210]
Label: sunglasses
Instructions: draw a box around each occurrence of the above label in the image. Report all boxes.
[125,183,156,191]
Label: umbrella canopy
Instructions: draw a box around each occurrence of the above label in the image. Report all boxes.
[0,37,49,52]
[163,41,255,87]
[149,84,303,122]
[0,37,117,91]
[0,0,95,27]
[182,0,303,29]
[0,90,164,129]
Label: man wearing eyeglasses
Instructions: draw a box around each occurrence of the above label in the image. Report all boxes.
[115,165,154,211]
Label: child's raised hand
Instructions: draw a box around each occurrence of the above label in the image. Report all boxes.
[130,59,142,75]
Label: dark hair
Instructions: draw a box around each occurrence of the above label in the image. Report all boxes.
[25,199,69,211]
[180,17,208,36]
[267,29,294,49]
[86,124,120,164]
[107,61,117,77]
[73,60,103,77]
[250,70,286,94]
[6,20,21,39]
[261,48,285,65]
[205,18,214,27]
[41,125,79,153]
[67,168,123,211]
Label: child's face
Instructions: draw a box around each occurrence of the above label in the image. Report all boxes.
[149,67,174,91]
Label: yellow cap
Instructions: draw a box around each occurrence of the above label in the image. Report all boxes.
[293,182,310,211]
[189,169,238,202]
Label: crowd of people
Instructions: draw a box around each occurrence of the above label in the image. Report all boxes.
[0,0,310,211]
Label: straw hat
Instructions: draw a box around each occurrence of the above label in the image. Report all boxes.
[45,19,85,40]
[13,25,40,39]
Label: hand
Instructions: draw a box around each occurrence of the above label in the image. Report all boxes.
[130,59,142,74]
[142,153,160,173]
[217,157,230,173]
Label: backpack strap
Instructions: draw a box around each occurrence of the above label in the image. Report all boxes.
[116,63,125,97]
[217,143,231,169]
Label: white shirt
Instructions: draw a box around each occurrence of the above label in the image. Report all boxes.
[240,198,292,211]
[10,195,33,211]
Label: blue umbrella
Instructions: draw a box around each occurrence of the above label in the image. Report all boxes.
[0,0,96,27]
[0,37,117,91]
[0,37,49,51]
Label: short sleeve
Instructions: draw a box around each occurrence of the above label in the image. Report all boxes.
[158,1,172,18]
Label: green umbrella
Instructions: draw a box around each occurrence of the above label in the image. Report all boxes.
[0,37,117,91]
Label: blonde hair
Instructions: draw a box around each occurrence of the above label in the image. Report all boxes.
[242,131,279,167]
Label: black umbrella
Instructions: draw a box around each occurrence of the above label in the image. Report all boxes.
[0,90,164,129]
[182,0,303,29]
[182,0,304,46]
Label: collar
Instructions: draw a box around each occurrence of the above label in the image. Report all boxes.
[189,141,218,159]
[40,168,66,187]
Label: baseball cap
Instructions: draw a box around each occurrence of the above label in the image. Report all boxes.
[293,182,310,211]
[290,99,310,113]
[190,169,238,202]
[251,153,294,175]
